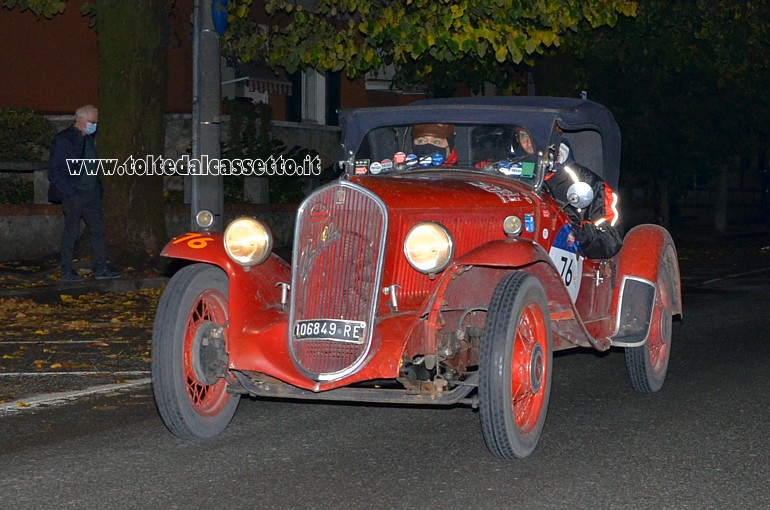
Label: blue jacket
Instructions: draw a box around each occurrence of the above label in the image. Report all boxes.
[47,125,100,201]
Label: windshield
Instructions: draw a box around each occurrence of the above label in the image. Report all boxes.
[349,123,546,188]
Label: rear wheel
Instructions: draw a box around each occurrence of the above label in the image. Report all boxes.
[625,267,673,393]
[479,272,552,460]
[152,264,239,438]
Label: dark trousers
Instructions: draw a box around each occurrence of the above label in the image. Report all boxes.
[60,189,107,273]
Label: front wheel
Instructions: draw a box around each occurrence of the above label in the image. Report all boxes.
[152,263,239,438]
[479,272,553,460]
[625,267,673,393]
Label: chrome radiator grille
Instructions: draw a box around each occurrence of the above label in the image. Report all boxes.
[289,182,387,380]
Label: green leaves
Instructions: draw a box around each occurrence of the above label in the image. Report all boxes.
[0,108,54,161]
[224,0,637,93]
[2,0,65,19]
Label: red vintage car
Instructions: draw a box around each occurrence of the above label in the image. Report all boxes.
[151,97,682,460]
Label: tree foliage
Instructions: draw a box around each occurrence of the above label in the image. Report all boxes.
[0,108,54,161]
[570,0,770,223]
[1,0,64,18]
[223,0,637,93]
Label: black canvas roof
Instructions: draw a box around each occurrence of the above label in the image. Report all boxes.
[339,96,621,188]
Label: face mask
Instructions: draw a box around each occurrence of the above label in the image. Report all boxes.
[85,122,98,135]
[414,143,446,159]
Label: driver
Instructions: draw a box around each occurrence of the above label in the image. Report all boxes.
[543,134,623,259]
[412,123,458,166]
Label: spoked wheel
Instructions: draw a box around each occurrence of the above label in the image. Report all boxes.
[152,264,239,438]
[479,272,553,460]
[625,267,673,393]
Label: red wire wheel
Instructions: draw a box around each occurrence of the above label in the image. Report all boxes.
[182,288,231,416]
[626,267,673,393]
[480,272,553,460]
[152,264,240,438]
[510,301,550,433]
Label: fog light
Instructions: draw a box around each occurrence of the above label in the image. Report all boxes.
[503,216,523,236]
[195,209,214,230]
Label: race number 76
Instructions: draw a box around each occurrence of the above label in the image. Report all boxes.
[559,256,574,286]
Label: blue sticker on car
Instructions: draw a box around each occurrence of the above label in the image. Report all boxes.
[525,214,534,232]
[548,224,582,302]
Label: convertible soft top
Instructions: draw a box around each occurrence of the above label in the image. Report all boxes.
[339,96,621,189]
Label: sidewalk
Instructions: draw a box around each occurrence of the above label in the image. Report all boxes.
[0,258,168,410]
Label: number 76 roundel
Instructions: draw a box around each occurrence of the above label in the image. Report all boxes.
[548,224,583,302]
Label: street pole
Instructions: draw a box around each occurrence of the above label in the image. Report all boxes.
[191,0,224,231]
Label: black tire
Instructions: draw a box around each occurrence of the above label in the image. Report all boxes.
[152,263,239,438]
[479,272,553,460]
[625,266,673,393]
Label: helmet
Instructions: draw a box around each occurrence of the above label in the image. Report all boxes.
[509,127,535,161]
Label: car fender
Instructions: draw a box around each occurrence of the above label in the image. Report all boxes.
[611,224,682,347]
[453,238,552,268]
[161,231,236,272]
[420,239,609,352]
[161,231,291,329]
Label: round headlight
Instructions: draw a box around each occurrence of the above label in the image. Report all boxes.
[503,215,523,236]
[195,209,214,230]
[224,217,272,266]
[404,222,453,274]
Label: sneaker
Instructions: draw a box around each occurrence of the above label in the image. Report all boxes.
[60,271,85,282]
[94,268,123,280]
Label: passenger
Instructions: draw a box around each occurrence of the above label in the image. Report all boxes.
[543,135,623,259]
[513,126,535,155]
[475,126,536,173]
[412,123,458,166]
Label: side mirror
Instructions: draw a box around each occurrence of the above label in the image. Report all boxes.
[567,182,594,209]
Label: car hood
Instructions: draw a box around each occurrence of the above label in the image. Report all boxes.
[348,171,542,211]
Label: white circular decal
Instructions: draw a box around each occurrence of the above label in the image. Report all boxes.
[542,228,549,240]
[548,225,583,303]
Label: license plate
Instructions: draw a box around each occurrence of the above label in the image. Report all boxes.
[293,319,366,344]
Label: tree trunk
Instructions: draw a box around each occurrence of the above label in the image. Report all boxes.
[96,0,169,268]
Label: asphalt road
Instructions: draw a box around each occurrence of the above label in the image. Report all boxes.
[1,268,769,509]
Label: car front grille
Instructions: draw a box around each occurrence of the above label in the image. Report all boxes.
[289,181,387,380]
